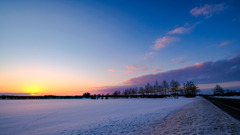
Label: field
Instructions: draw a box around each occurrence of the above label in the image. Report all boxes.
[0,97,196,135]
[1,97,239,135]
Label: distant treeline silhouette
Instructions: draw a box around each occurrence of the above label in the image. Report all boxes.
[213,84,240,96]
[81,80,200,99]
[1,80,240,100]
[110,80,199,98]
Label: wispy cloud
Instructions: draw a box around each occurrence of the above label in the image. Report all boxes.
[142,67,163,73]
[108,66,138,75]
[144,52,154,60]
[172,57,186,63]
[151,68,163,73]
[167,21,202,35]
[125,66,138,69]
[124,66,138,74]
[167,26,190,34]
[147,21,200,60]
[218,40,232,47]
[108,69,119,72]
[146,52,153,56]
[194,62,205,67]
[153,36,177,50]
[109,65,163,75]
[125,70,135,75]
[190,3,227,17]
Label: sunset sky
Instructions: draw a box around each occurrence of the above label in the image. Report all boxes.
[1,0,240,95]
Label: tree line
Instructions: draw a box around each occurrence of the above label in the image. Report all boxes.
[213,84,240,96]
[82,81,240,99]
[82,80,200,99]
[113,80,199,97]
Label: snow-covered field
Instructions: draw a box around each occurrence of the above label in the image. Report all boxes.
[0,97,196,135]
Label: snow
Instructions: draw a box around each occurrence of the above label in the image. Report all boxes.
[146,97,240,135]
[212,96,240,99]
[0,97,196,135]
[1,97,239,135]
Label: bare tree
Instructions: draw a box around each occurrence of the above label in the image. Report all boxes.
[145,82,152,95]
[213,84,225,95]
[183,81,199,97]
[162,80,169,95]
[139,87,145,95]
[113,91,121,97]
[123,89,130,96]
[153,80,159,95]
[170,80,180,94]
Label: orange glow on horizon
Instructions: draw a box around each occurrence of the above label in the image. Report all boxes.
[0,65,103,96]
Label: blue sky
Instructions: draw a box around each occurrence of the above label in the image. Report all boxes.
[0,0,240,95]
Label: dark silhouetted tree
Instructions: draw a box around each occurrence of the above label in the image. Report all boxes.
[106,93,109,99]
[91,94,97,99]
[153,80,159,95]
[139,87,145,95]
[213,84,225,95]
[82,92,91,98]
[183,81,199,97]
[162,80,169,95]
[113,91,121,97]
[158,85,164,95]
[123,89,130,96]
[170,80,180,94]
[145,82,153,95]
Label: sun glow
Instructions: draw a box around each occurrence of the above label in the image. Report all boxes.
[25,85,42,95]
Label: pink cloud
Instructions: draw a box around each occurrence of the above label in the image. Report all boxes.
[167,27,190,34]
[109,66,163,75]
[108,69,123,73]
[109,67,137,75]
[151,68,163,73]
[153,36,177,50]
[125,70,135,75]
[108,69,117,72]
[125,66,138,69]
[167,22,201,35]
[218,40,232,47]
[143,67,149,71]
[194,62,205,67]
[172,57,186,63]
[190,3,227,17]
[142,67,163,73]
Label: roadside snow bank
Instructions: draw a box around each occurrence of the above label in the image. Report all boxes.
[212,96,240,99]
[146,97,240,135]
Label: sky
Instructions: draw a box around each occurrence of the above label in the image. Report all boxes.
[0,0,240,95]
